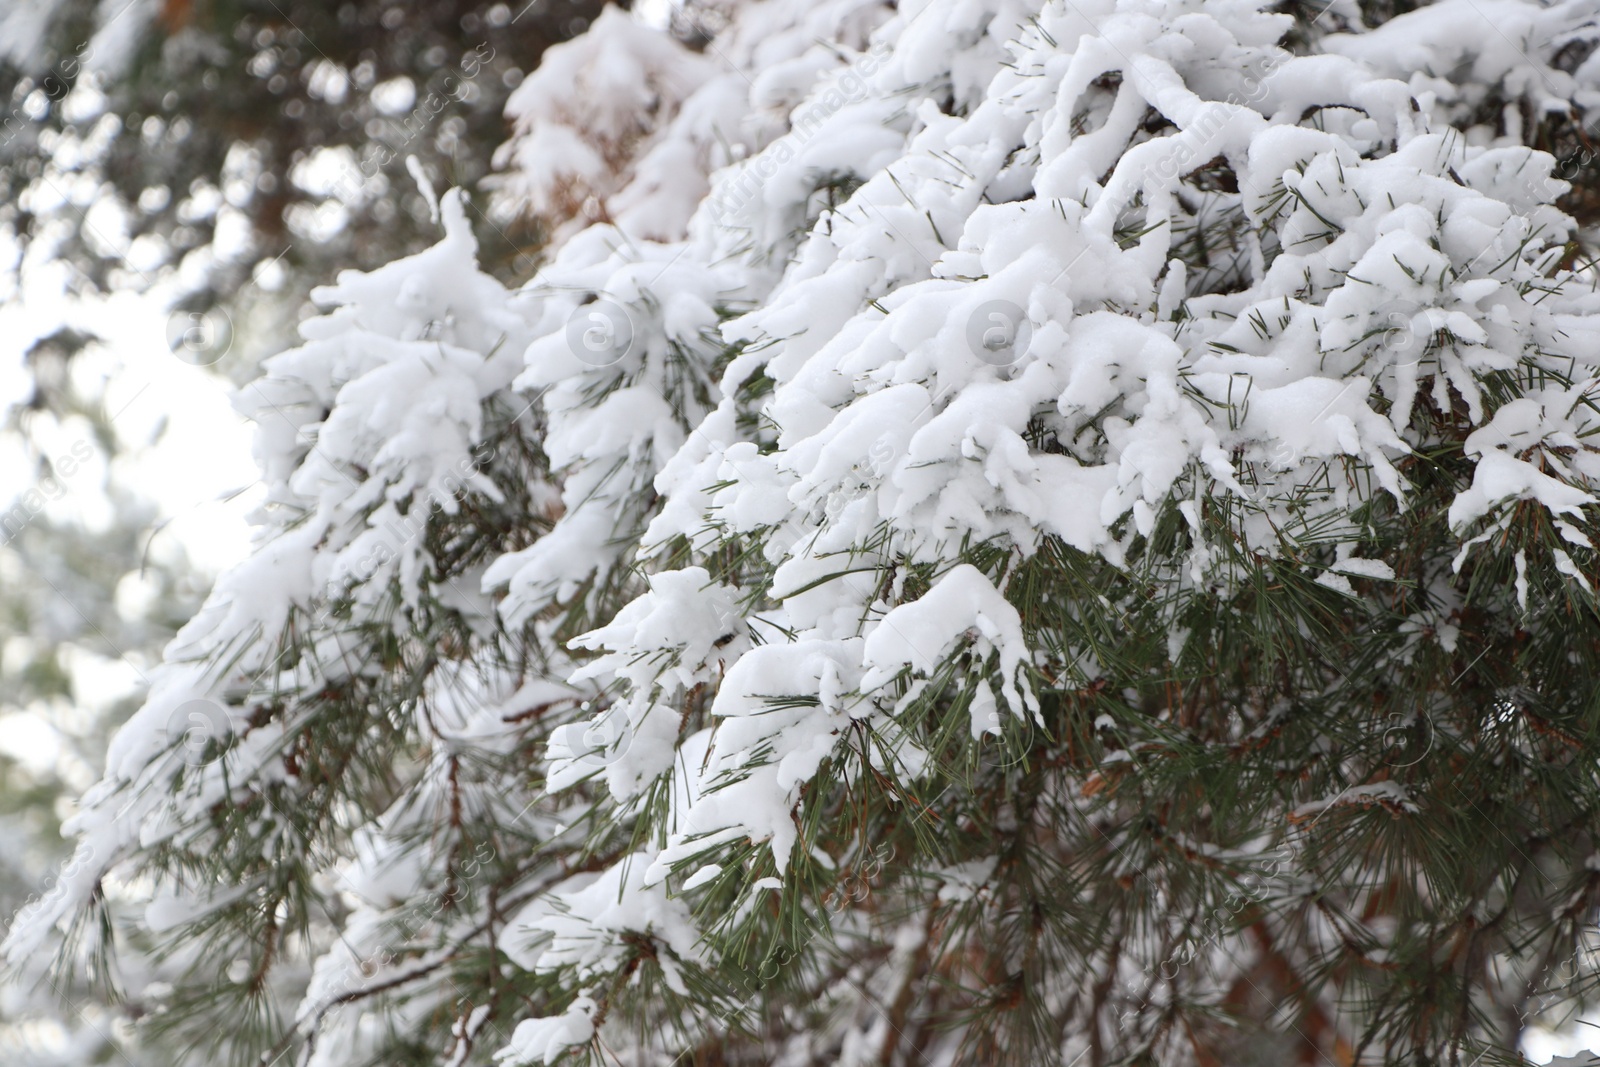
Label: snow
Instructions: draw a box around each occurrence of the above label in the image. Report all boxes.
[861,563,1038,737]
[17,0,1600,1063]
[530,854,703,984]
[1291,780,1420,821]
[497,996,596,1066]
[0,0,70,67]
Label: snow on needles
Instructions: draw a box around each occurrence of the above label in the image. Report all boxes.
[15,0,1600,1064]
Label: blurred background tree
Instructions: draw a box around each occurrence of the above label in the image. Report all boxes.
[0,0,619,367]
[0,325,205,1066]
[0,2,619,1061]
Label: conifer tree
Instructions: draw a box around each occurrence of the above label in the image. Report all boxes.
[13,1,1600,1065]
[0,0,616,340]
[0,328,204,1065]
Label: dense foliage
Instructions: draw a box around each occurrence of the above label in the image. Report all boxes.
[14,0,1600,1064]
